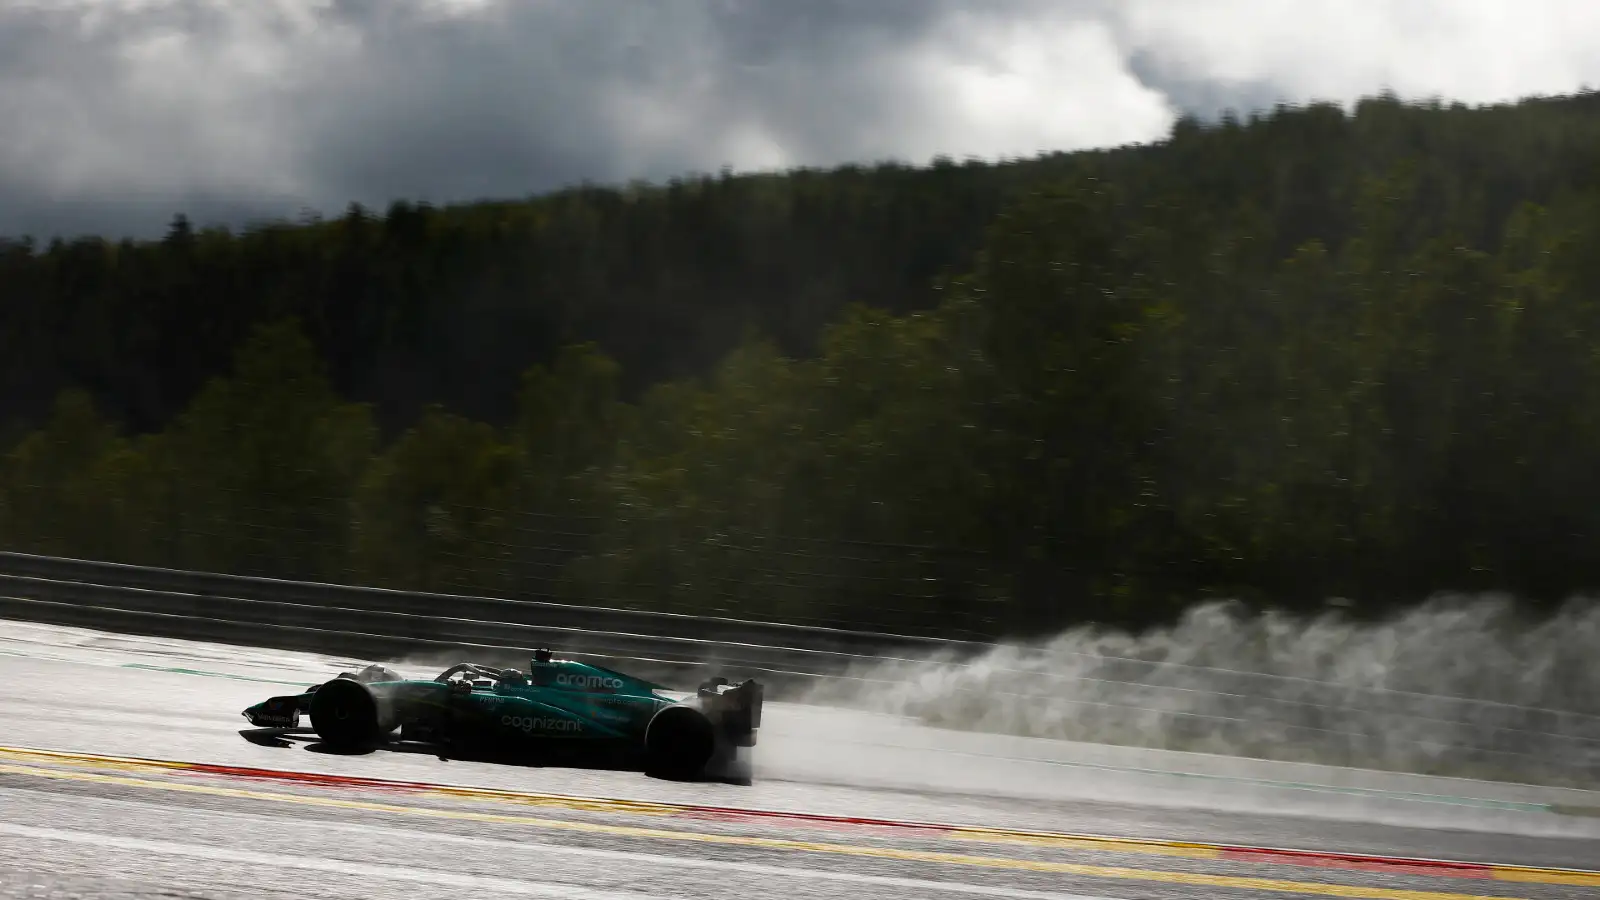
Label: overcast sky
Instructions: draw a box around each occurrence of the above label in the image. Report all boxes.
[4,0,1599,240]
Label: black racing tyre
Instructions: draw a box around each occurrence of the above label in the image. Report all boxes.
[643,706,716,780]
[309,677,381,748]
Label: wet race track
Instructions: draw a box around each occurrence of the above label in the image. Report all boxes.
[0,621,1597,899]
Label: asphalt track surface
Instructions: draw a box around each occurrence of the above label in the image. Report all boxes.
[0,621,1597,899]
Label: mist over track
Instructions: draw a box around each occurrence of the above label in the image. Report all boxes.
[806,596,1600,789]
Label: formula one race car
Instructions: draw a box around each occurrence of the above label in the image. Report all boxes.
[241,648,762,780]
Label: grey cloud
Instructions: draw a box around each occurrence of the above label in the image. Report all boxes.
[293,0,989,195]
[1125,51,1292,124]
[1,0,1000,237]
[3,0,1598,241]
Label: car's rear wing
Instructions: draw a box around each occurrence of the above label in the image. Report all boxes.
[697,676,763,741]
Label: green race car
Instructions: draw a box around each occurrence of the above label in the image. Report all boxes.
[241,648,763,780]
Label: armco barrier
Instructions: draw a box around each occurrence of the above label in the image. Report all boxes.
[0,552,985,649]
[0,552,991,689]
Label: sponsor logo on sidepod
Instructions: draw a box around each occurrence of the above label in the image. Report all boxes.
[557,673,624,689]
[502,714,582,734]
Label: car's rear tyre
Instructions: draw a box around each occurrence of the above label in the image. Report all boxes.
[309,677,382,749]
[643,706,716,780]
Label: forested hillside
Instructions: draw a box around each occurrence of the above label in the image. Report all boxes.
[7,91,1600,639]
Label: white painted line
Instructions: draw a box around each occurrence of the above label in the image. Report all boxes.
[0,810,1129,900]
[0,821,651,900]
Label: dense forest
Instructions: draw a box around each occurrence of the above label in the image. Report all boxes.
[6,90,1600,639]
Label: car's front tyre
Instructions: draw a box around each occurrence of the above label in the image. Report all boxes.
[308,677,384,749]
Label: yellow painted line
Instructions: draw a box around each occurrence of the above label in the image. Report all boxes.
[3,744,1595,888]
[948,829,1222,859]
[0,761,1535,900]
[423,784,683,816]
[1493,866,1600,888]
[0,744,193,774]
[0,745,681,817]
[0,745,1220,858]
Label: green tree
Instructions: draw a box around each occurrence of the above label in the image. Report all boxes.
[351,407,518,595]
[160,319,376,579]
[0,390,122,559]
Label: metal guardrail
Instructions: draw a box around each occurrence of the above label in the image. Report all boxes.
[0,551,993,690]
[0,551,988,648]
